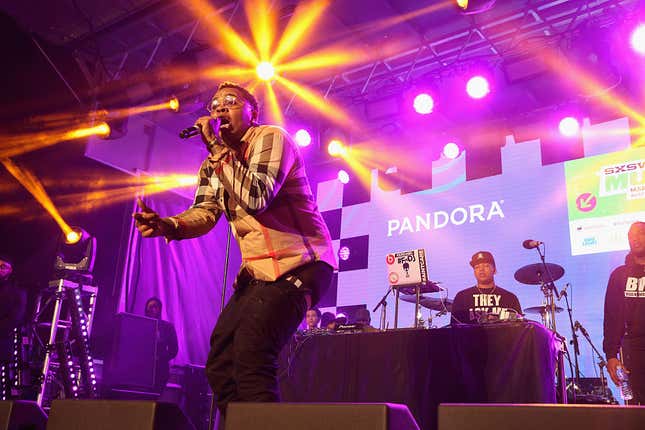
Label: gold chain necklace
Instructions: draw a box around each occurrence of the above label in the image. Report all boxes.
[476,284,497,295]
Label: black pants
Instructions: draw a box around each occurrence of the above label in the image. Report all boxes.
[624,340,645,405]
[205,261,332,423]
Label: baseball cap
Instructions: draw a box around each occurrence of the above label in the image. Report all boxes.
[469,251,495,268]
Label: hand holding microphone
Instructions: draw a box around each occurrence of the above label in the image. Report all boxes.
[194,116,222,146]
[180,116,222,145]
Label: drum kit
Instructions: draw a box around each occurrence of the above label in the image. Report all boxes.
[513,261,566,331]
[514,260,615,403]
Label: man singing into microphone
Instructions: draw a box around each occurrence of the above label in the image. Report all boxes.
[133,82,337,425]
[603,221,645,404]
[451,251,522,324]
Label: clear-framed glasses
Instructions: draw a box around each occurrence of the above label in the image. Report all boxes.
[207,94,240,113]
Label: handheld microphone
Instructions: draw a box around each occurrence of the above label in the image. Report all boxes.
[179,125,200,139]
[179,117,222,139]
[522,239,543,249]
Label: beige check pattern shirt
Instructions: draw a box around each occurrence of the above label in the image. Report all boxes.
[171,125,337,283]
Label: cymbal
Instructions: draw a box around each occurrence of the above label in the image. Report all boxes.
[396,280,442,295]
[514,263,565,285]
[400,295,453,312]
[524,305,564,314]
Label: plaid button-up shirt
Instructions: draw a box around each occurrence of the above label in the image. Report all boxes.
[172,125,337,283]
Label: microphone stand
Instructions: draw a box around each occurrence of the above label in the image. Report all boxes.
[576,321,609,400]
[561,288,581,396]
[209,224,233,430]
[373,286,392,331]
[532,242,567,402]
[535,244,559,332]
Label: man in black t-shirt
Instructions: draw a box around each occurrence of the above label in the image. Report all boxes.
[603,221,645,404]
[451,251,522,325]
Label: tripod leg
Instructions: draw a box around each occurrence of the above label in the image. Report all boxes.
[36,282,65,406]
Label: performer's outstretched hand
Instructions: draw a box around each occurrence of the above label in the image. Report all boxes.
[133,198,174,238]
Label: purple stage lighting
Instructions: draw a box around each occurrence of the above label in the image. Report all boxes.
[442,142,461,159]
[413,93,434,114]
[337,169,350,184]
[630,24,645,55]
[559,117,580,137]
[466,76,490,99]
[294,129,312,147]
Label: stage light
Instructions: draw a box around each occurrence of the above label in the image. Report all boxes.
[442,142,461,159]
[413,93,434,114]
[95,122,111,137]
[66,229,82,245]
[256,61,275,81]
[559,117,580,137]
[338,246,351,261]
[630,24,645,55]
[466,76,490,99]
[337,169,350,184]
[294,129,312,147]
[327,139,347,157]
[456,0,496,14]
[168,97,180,112]
[55,227,97,273]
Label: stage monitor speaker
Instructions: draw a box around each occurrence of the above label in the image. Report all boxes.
[225,402,420,430]
[0,401,47,430]
[46,400,195,430]
[104,313,158,391]
[438,403,645,430]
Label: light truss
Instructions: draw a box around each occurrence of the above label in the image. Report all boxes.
[316,0,636,100]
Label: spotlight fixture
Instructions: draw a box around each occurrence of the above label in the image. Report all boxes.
[168,96,180,112]
[456,0,496,15]
[102,116,128,140]
[95,122,111,137]
[558,117,581,137]
[55,227,97,273]
[294,129,312,147]
[466,75,490,99]
[327,139,347,157]
[256,62,276,81]
[442,142,462,159]
[630,23,645,55]
[413,93,434,115]
[337,169,350,184]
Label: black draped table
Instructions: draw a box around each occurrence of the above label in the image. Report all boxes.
[278,321,561,430]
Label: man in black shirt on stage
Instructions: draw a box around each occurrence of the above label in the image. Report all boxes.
[603,221,645,404]
[451,251,522,324]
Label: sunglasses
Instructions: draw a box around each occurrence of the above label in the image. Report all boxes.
[207,94,243,113]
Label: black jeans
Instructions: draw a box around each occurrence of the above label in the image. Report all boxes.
[624,339,645,405]
[205,261,333,422]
